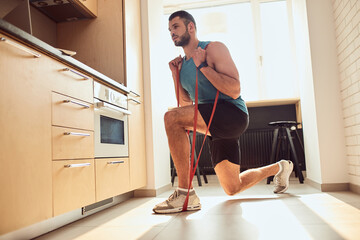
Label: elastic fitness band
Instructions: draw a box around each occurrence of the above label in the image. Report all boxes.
[174,45,219,211]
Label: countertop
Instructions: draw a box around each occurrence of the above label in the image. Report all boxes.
[0,19,129,94]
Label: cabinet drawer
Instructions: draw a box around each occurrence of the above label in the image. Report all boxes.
[48,59,93,103]
[52,92,94,130]
[53,159,95,216]
[95,158,130,201]
[52,126,94,160]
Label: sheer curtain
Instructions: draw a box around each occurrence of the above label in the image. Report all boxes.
[163,0,298,102]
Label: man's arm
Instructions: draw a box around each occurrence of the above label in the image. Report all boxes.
[169,56,193,106]
[192,42,240,99]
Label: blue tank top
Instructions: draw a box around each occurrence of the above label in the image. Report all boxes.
[180,41,248,115]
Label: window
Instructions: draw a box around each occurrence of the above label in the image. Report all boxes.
[163,0,298,102]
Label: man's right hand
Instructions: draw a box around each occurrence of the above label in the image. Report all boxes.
[169,55,183,74]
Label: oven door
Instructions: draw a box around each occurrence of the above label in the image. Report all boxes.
[94,100,130,158]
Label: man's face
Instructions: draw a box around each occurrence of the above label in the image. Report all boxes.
[168,17,191,47]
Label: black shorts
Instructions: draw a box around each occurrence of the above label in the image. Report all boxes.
[198,101,249,167]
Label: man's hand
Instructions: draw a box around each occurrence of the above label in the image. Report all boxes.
[192,47,206,67]
[169,55,183,74]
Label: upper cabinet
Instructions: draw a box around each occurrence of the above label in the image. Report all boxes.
[57,0,125,85]
[30,0,98,22]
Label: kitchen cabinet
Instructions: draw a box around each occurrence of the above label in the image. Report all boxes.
[49,59,95,216]
[52,159,96,216]
[57,0,125,85]
[0,34,52,234]
[52,126,94,160]
[75,0,98,17]
[95,158,130,201]
[52,92,94,130]
[124,0,147,190]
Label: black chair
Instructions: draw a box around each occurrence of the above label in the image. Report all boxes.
[171,132,208,187]
[266,121,305,184]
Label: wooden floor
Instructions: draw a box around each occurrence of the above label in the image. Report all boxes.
[35,175,360,240]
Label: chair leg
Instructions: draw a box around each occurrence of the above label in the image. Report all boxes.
[193,150,202,187]
[285,128,304,183]
[267,128,279,184]
[202,169,208,184]
[170,155,176,186]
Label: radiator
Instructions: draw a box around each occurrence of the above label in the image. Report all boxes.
[239,129,274,170]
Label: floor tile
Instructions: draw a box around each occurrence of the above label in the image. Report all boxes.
[34,175,360,240]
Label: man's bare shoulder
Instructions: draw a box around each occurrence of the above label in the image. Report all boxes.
[206,41,232,63]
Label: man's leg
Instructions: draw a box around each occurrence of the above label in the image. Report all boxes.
[214,160,280,196]
[152,105,209,214]
[164,105,208,189]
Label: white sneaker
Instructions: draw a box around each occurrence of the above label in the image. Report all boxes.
[273,160,294,194]
[153,188,201,214]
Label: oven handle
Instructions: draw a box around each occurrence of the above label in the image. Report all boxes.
[95,101,131,115]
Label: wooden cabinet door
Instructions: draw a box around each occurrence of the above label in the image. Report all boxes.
[128,100,147,190]
[124,0,147,190]
[52,92,94,130]
[0,34,52,234]
[95,158,130,201]
[52,126,94,160]
[53,159,96,216]
[75,0,98,17]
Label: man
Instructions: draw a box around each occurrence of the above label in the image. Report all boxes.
[153,10,293,214]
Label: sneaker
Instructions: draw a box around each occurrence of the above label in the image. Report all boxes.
[153,188,201,214]
[273,160,294,194]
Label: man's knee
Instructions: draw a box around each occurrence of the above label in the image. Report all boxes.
[223,184,242,196]
[164,110,177,129]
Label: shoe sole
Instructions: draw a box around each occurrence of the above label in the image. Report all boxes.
[275,161,294,194]
[153,204,201,214]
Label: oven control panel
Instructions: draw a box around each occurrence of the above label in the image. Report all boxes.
[94,82,128,109]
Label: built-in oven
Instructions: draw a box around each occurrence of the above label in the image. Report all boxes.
[94,81,130,158]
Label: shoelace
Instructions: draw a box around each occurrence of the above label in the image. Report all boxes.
[166,190,178,203]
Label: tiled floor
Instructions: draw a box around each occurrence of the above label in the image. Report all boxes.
[35,175,360,240]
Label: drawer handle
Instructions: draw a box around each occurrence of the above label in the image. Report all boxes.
[129,91,140,97]
[63,67,89,80]
[128,96,141,105]
[107,161,125,164]
[64,132,91,137]
[0,37,41,58]
[64,163,91,168]
[63,99,90,108]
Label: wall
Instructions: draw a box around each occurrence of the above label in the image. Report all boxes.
[141,0,175,193]
[333,0,360,192]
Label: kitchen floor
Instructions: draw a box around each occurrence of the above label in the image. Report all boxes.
[35,175,360,240]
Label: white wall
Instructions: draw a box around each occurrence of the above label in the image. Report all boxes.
[292,0,347,186]
[141,0,176,191]
[333,0,360,191]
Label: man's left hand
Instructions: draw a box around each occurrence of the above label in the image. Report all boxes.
[192,47,206,67]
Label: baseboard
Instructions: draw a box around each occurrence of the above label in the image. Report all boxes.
[306,178,349,192]
[350,183,360,194]
[134,183,172,197]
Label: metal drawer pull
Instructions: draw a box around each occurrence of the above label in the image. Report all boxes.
[64,132,91,136]
[64,163,91,168]
[63,67,89,80]
[63,99,90,108]
[129,91,140,97]
[107,161,125,164]
[128,96,141,105]
[0,37,41,58]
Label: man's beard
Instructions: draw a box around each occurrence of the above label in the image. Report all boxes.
[174,28,191,47]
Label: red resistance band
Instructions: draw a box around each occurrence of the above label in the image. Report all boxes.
[174,51,219,212]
